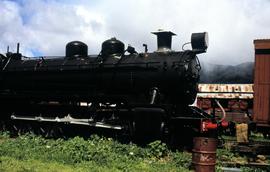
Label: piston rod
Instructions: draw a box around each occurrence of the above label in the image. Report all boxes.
[10,114,123,130]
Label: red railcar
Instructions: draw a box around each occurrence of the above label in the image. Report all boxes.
[253,39,270,137]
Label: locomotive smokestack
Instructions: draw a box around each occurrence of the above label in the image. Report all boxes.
[152,30,176,52]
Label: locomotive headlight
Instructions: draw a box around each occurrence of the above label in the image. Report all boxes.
[191,32,208,54]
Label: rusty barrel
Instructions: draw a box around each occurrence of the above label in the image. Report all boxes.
[192,137,218,172]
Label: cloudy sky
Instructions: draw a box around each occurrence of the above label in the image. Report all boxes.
[0,0,270,64]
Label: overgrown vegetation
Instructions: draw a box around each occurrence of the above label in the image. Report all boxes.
[0,132,191,172]
[0,132,268,172]
[223,132,270,142]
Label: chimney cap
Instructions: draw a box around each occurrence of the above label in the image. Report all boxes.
[151,30,176,36]
[151,30,176,52]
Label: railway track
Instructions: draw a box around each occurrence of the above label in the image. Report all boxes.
[220,162,270,172]
[219,138,270,170]
[223,139,270,155]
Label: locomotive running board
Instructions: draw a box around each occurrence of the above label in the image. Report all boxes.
[10,114,123,130]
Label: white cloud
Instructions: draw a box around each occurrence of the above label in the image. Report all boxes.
[0,0,108,56]
[0,0,270,64]
[0,1,33,56]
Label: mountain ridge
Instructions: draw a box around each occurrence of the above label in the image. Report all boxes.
[199,62,254,84]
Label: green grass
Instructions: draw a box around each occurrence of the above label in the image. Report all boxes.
[222,132,270,142]
[0,132,268,172]
[0,156,89,172]
[249,132,270,142]
[0,132,191,172]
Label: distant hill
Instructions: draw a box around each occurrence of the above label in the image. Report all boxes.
[199,62,254,84]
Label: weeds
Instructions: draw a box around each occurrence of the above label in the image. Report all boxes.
[0,132,269,172]
[0,132,191,172]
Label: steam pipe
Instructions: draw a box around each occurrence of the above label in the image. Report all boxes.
[17,43,20,53]
[215,99,226,123]
[143,44,148,53]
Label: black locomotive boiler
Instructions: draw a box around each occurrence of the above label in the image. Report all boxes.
[0,30,218,145]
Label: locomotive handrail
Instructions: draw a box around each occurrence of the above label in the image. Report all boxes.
[4,61,162,71]
[2,57,11,70]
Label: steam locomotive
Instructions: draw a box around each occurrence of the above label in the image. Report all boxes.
[0,30,219,145]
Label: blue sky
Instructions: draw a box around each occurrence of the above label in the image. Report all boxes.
[1,0,270,64]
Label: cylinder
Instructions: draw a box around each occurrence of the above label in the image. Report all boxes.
[192,137,218,172]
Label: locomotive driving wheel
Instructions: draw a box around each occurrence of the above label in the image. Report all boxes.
[131,107,165,145]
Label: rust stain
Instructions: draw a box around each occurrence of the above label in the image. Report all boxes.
[197,84,253,99]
